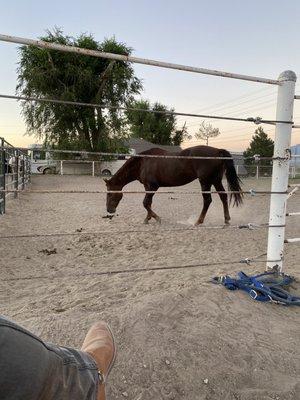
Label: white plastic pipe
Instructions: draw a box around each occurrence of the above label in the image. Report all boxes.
[266,71,296,271]
[0,34,279,85]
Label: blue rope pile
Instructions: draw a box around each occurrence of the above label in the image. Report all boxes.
[212,271,300,306]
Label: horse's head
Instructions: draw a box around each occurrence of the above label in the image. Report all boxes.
[104,178,123,214]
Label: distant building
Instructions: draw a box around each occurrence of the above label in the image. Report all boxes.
[126,138,182,154]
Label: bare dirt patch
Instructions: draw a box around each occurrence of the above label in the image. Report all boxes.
[0,175,299,400]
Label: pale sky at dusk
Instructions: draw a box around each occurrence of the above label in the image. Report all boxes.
[1,0,300,150]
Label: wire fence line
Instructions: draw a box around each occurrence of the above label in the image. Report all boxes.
[4,145,299,162]
[0,223,286,240]
[2,256,282,283]
[0,93,293,126]
[0,189,289,195]
[0,144,300,163]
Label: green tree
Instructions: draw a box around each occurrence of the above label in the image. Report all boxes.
[17,29,142,152]
[126,99,187,145]
[172,122,192,145]
[195,121,220,145]
[243,127,274,166]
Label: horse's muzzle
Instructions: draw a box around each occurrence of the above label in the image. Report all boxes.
[107,205,116,213]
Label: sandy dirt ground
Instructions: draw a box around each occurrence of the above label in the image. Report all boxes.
[1,175,300,400]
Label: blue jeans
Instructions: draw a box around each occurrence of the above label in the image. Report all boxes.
[0,315,100,399]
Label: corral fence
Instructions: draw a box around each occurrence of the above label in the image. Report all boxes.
[0,137,30,214]
[56,160,297,179]
[26,157,298,179]
[0,33,299,273]
[238,164,297,179]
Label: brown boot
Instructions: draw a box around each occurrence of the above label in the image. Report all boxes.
[81,322,116,400]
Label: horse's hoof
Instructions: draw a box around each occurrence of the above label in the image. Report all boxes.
[143,219,149,224]
[156,217,162,224]
[102,214,114,220]
[225,221,230,225]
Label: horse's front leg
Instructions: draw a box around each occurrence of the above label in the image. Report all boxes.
[143,187,161,224]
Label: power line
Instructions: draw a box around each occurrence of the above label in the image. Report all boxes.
[185,103,276,129]
[187,104,276,129]
[177,87,275,118]
[183,92,276,121]
[222,101,276,119]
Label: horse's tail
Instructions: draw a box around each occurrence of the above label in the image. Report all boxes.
[219,149,243,207]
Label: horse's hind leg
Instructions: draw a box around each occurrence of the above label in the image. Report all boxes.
[214,180,230,224]
[195,181,212,225]
[143,187,161,224]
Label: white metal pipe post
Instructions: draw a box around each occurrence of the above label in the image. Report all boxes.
[266,71,296,271]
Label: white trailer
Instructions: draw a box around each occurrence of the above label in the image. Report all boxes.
[28,144,56,174]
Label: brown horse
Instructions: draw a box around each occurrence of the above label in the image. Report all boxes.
[104,145,243,224]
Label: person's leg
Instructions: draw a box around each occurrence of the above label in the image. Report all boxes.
[81,322,116,400]
[0,316,115,400]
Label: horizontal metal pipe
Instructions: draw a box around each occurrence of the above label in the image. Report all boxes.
[295,95,300,99]
[286,212,300,216]
[0,34,279,85]
[284,238,300,243]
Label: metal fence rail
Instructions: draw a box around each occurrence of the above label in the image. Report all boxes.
[0,137,30,214]
[0,34,279,85]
